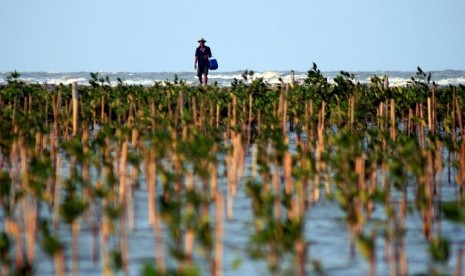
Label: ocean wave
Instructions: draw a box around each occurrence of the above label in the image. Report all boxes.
[1,71,464,87]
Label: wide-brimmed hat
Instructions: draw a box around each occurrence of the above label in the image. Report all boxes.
[198,37,207,42]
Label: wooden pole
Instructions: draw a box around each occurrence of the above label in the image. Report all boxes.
[72,82,78,136]
[390,98,396,139]
[213,192,224,276]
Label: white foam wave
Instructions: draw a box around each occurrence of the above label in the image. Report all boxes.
[1,71,464,87]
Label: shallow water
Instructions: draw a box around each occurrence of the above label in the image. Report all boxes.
[3,131,455,276]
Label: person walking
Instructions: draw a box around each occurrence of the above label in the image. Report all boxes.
[194,37,212,86]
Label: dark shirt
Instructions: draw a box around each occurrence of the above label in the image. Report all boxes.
[195,46,212,68]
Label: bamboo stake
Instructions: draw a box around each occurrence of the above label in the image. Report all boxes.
[242,100,247,137]
[432,86,437,134]
[53,155,62,231]
[456,248,463,276]
[281,86,288,134]
[5,216,23,272]
[247,93,253,151]
[210,144,218,197]
[100,94,105,123]
[25,200,37,265]
[349,96,355,128]
[71,220,80,276]
[54,249,65,276]
[455,87,464,138]
[72,82,78,136]
[102,214,111,276]
[213,192,224,276]
[390,98,396,139]
[284,144,292,195]
[147,149,156,225]
[119,139,128,202]
[120,209,129,276]
[427,96,432,131]
[251,144,258,179]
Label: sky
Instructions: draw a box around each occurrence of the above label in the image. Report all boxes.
[1,0,464,73]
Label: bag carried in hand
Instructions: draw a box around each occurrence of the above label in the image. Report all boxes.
[209,58,218,70]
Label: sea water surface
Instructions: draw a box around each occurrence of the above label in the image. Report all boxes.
[17,131,464,276]
[1,70,465,87]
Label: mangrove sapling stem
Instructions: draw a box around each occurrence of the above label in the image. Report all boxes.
[419,104,425,148]
[251,144,258,179]
[209,100,214,128]
[201,96,207,132]
[457,144,465,194]
[53,155,62,231]
[45,94,49,126]
[272,156,281,221]
[150,99,156,132]
[167,90,172,118]
[257,110,262,136]
[192,96,198,129]
[408,107,413,136]
[12,98,17,124]
[232,95,237,129]
[216,104,220,129]
[117,99,121,124]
